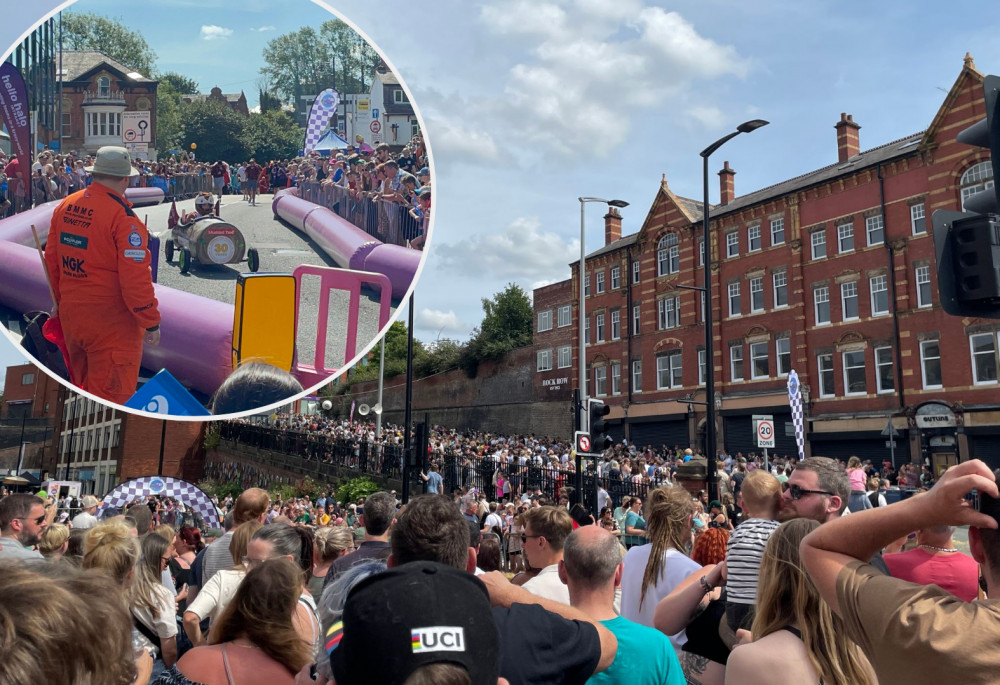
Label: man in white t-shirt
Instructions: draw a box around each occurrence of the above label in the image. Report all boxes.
[71,495,100,530]
[521,506,573,604]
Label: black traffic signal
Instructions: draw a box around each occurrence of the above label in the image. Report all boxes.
[934,75,1000,317]
[588,399,612,452]
[409,422,428,469]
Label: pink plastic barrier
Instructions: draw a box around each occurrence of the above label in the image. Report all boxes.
[292,264,393,389]
[124,186,165,207]
[0,202,59,246]
[273,189,418,299]
[0,239,233,397]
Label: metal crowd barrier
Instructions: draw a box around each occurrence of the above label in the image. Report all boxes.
[298,181,421,247]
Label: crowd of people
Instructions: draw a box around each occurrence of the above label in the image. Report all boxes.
[1,454,997,685]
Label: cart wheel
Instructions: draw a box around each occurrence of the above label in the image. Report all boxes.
[164,240,174,263]
[179,248,192,274]
[247,248,260,273]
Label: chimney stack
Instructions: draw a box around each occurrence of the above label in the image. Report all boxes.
[604,207,622,245]
[835,113,861,163]
[719,161,736,205]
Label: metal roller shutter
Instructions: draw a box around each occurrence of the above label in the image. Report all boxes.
[808,435,909,466]
[629,420,689,451]
[723,413,797,458]
[968,435,1000,471]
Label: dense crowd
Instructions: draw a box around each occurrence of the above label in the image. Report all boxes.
[1,454,997,685]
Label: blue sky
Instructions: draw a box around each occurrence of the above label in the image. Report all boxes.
[4,0,1000,386]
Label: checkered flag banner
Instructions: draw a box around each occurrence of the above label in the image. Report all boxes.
[303,89,340,155]
[787,370,805,460]
[99,476,221,526]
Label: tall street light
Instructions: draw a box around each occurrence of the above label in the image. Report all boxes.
[701,119,768,500]
[578,197,629,427]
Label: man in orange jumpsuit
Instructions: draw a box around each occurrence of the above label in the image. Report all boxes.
[44,146,160,405]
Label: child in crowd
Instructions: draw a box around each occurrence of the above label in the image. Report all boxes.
[723,469,782,632]
[846,456,872,512]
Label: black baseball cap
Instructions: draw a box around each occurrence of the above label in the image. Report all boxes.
[330,562,499,685]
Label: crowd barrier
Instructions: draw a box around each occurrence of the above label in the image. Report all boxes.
[298,181,421,247]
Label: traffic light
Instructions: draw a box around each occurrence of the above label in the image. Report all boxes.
[588,399,612,452]
[409,422,428,469]
[934,75,1000,317]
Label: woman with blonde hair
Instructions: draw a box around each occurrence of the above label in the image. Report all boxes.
[309,526,355,596]
[724,518,874,685]
[38,522,70,560]
[154,558,312,685]
[620,485,700,646]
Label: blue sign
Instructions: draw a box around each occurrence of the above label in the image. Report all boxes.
[372,108,379,119]
[125,369,211,416]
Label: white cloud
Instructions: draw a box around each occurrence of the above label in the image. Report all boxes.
[200,25,233,40]
[634,8,749,79]
[436,216,578,281]
[422,111,501,163]
[416,309,467,335]
[251,25,276,32]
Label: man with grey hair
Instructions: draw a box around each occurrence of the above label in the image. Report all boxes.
[558,525,683,685]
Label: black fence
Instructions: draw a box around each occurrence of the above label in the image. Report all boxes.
[298,181,422,246]
[219,423,677,512]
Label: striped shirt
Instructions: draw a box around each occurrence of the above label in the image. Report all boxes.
[725,518,781,604]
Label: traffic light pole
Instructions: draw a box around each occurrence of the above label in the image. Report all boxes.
[574,389,583,506]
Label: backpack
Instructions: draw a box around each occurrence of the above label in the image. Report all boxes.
[19,311,71,381]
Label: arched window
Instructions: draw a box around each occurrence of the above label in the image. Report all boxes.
[657,233,679,276]
[98,76,110,98]
[961,161,994,210]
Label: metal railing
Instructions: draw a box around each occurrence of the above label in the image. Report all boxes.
[298,181,422,246]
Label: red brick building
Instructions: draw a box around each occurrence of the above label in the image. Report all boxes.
[534,55,1000,474]
[2,363,62,419]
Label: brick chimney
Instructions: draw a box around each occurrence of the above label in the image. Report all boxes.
[719,161,736,205]
[835,113,861,162]
[604,207,622,245]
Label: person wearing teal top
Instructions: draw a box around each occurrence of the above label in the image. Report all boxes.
[559,525,684,685]
[623,498,647,549]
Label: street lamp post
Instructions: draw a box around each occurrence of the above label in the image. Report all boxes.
[577,196,628,504]
[700,119,769,500]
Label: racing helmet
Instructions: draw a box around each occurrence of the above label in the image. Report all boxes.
[195,193,214,210]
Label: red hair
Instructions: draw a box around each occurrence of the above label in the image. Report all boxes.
[691,527,730,566]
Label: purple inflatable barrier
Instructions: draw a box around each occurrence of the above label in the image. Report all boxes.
[272,189,418,299]
[124,186,165,206]
[0,201,59,246]
[363,244,421,299]
[0,239,233,398]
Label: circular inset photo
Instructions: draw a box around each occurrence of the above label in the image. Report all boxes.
[0,0,432,418]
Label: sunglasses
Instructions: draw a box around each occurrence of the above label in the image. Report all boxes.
[19,515,46,525]
[784,483,834,500]
[520,533,542,543]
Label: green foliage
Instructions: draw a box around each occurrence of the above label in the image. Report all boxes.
[467,283,534,362]
[155,81,185,153]
[158,72,199,95]
[336,477,379,506]
[181,101,247,162]
[240,110,303,161]
[258,90,283,114]
[197,478,242,502]
[203,423,221,451]
[294,476,325,500]
[62,12,156,75]
[415,339,465,377]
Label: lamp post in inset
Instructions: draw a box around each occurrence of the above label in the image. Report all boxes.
[700,120,769,500]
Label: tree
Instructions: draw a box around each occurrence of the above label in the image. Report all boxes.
[258,89,283,114]
[259,28,331,104]
[155,80,185,153]
[468,284,534,362]
[61,12,156,75]
[240,110,302,161]
[158,71,199,95]
[181,101,247,162]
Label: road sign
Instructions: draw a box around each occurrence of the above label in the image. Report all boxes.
[575,431,591,454]
[370,120,382,134]
[881,418,900,438]
[754,414,775,448]
[885,440,897,448]
[123,111,151,144]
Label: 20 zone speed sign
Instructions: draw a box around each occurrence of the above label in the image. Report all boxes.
[756,419,775,448]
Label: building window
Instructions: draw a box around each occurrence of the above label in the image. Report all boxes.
[728,283,741,317]
[700,291,706,322]
[811,230,826,259]
[838,223,854,253]
[773,271,788,308]
[866,215,884,246]
[751,341,769,379]
[537,349,552,372]
[595,366,607,396]
[611,310,621,340]
[916,266,931,308]
[698,239,705,267]
[656,352,683,389]
[632,304,640,335]
[584,274,590,297]
[558,346,572,369]
[537,309,553,332]
[611,363,621,395]
[698,349,707,385]
[771,217,785,245]
[632,260,640,284]
[920,340,942,389]
[961,161,994,210]
[98,76,110,97]
[596,313,605,342]
[870,276,889,316]
[911,203,926,234]
[841,282,859,321]
[558,305,572,327]
[62,110,71,137]
[86,111,123,138]
[730,344,744,382]
[750,277,764,312]
[748,225,762,252]
[814,286,830,325]
[611,267,621,290]
[971,333,998,384]
[658,296,681,330]
[776,337,791,376]
[21,373,34,385]
[393,89,410,104]
[876,346,895,393]
[632,359,642,393]
[596,271,605,294]
[843,350,866,395]
[657,233,680,276]
[726,232,739,258]
[818,353,835,397]
[585,317,590,344]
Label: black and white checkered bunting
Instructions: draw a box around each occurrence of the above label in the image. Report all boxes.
[99,476,220,525]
